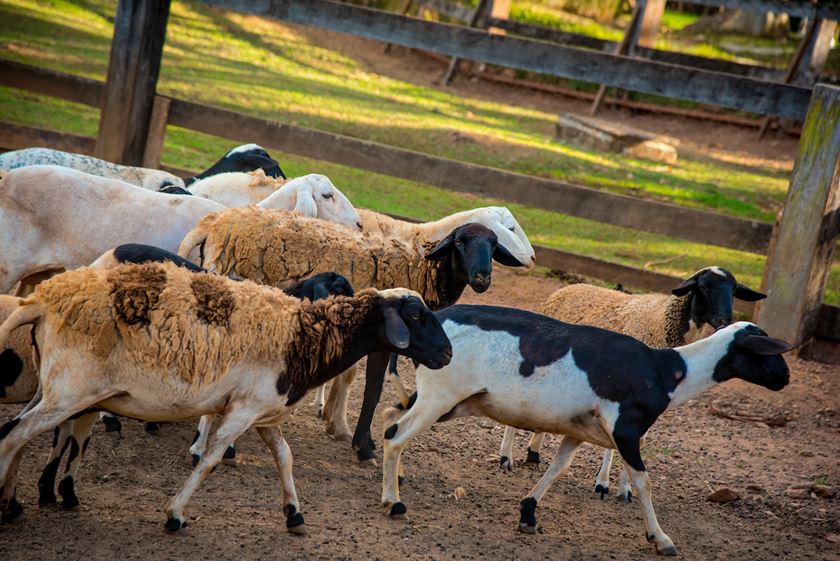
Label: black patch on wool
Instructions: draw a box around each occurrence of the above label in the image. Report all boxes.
[114,244,205,273]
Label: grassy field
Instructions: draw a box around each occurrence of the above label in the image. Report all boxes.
[0,0,837,303]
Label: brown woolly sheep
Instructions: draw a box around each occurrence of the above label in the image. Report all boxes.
[0,262,452,532]
[178,206,524,462]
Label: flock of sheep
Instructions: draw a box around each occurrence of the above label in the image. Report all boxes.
[0,144,794,555]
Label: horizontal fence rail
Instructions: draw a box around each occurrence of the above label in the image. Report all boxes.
[684,0,840,21]
[0,58,774,253]
[199,0,812,120]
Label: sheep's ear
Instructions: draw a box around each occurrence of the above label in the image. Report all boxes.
[425,236,454,261]
[383,306,410,349]
[294,190,318,217]
[671,277,698,296]
[734,284,766,302]
[737,335,795,355]
[493,243,526,268]
[311,283,330,301]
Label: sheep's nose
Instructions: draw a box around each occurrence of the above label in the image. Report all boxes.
[472,272,491,291]
[531,256,536,263]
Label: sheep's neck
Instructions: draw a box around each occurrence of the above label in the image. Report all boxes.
[663,294,692,347]
[410,248,463,311]
[281,295,380,405]
[662,331,734,409]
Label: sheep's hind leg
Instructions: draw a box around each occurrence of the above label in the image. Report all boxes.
[525,432,546,465]
[518,436,582,534]
[190,415,236,467]
[257,426,304,534]
[56,412,98,510]
[312,384,326,418]
[594,448,614,500]
[499,426,516,471]
[37,423,72,505]
[164,406,256,531]
[323,365,356,443]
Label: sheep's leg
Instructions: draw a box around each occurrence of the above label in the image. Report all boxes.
[352,351,390,463]
[381,396,458,516]
[517,436,582,534]
[256,426,304,534]
[387,353,411,408]
[499,426,516,471]
[0,448,25,521]
[56,412,97,510]
[37,424,72,505]
[525,432,546,465]
[617,432,648,503]
[164,407,256,531]
[190,415,236,467]
[614,431,675,555]
[312,384,326,419]
[594,448,614,500]
[324,365,356,443]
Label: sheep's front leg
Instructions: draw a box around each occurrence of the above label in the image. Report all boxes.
[614,430,675,555]
[56,412,98,510]
[353,352,390,463]
[312,385,326,418]
[257,426,305,534]
[165,407,255,531]
[594,448,614,500]
[517,436,581,534]
[499,425,516,471]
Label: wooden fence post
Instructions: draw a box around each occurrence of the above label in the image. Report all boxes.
[637,0,665,48]
[141,95,171,168]
[756,83,840,350]
[792,19,838,86]
[95,0,172,166]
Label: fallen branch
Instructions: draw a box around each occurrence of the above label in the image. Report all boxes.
[708,402,791,427]
[644,253,687,269]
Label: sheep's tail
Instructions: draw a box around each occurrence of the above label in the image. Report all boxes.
[388,353,412,408]
[178,224,209,263]
[0,298,45,349]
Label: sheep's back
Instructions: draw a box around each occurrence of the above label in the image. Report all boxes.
[542,284,671,347]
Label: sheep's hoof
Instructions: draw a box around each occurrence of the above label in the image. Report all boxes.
[517,523,537,534]
[332,432,352,443]
[191,454,200,468]
[1,496,23,522]
[389,502,407,519]
[164,517,187,532]
[499,456,513,471]
[221,446,237,467]
[360,458,378,467]
[58,477,79,510]
[618,489,633,503]
[316,408,323,419]
[657,545,678,556]
[102,416,122,437]
[286,513,306,534]
[594,484,609,501]
[525,449,540,465]
[38,489,57,506]
[144,422,162,434]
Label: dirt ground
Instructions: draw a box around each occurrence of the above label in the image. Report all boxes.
[1,268,838,561]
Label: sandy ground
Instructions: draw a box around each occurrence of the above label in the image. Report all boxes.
[1,268,838,561]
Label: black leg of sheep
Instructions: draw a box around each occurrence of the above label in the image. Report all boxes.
[352,351,391,462]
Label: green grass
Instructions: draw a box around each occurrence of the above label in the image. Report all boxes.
[1,0,838,304]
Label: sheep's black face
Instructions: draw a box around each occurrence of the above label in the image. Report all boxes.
[713,325,792,391]
[672,267,765,331]
[425,223,524,293]
[379,294,452,370]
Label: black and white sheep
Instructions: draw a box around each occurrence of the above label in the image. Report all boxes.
[499,267,766,502]
[185,143,285,184]
[0,262,452,531]
[380,305,792,555]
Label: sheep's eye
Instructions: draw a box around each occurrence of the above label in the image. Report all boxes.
[455,240,464,247]
[409,313,420,321]
[322,192,334,200]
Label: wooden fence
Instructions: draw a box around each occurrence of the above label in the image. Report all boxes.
[2,0,839,353]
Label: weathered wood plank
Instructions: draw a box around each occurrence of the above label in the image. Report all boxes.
[0,59,104,107]
[756,84,840,348]
[0,122,95,154]
[199,0,811,119]
[486,17,783,80]
[142,95,171,169]
[684,0,840,21]
[167,98,773,252]
[637,0,665,48]
[95,0,172,165]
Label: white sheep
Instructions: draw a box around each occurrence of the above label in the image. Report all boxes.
[0,262,453,530]
[0,166,361,294]
[178,207,524,462]
[0,147,185,190]
[187,168,283,206]
[379,305,792,555]
[498,267,767,501]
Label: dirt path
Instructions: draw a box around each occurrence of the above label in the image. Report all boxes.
[2,269,838,561]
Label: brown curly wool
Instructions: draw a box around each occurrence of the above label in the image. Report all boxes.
[541,284,693,348]
[188,207,452,309]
